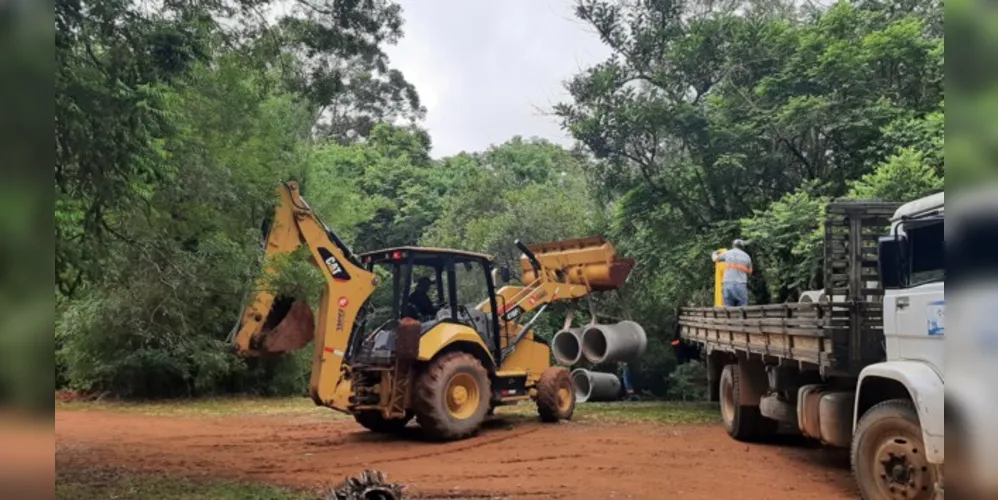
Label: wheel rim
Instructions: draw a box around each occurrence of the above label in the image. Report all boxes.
[558,385,572,413]
[720,371,735,425]
[445,372,481,420]
[871,433,936,500]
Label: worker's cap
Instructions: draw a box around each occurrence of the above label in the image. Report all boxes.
[416,276,434,287]
[732,239,745,248]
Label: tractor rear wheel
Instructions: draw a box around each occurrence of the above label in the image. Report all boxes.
[413,352,491,441]
[353,411,412,434]
[536,367,574,422]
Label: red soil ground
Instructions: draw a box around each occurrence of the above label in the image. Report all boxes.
[55,409,858,499]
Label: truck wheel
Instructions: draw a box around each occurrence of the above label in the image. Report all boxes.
[353,411,412,434]
[536,367,575,422]
[413,352,491,441]
[851,399,939,500]
[719,364,777,441]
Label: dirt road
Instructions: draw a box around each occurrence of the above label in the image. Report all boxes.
[55,408,858,499]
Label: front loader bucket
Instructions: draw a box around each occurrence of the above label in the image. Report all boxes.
[256,297,315,353]
[520,236,636,291]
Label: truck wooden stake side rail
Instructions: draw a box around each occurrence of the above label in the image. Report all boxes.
[674,194,945,500]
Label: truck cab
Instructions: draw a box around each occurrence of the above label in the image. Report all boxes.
[878,192,945,371]
[853,192,945,498]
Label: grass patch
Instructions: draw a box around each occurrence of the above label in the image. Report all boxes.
[497,400,719,425]
[55,396,347,419]
[57,396,718,425]
[56,469,312,500]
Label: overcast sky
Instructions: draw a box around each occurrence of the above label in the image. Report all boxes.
[383,0,611,158]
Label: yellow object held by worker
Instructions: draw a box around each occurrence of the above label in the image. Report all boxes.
[713,248,727,307]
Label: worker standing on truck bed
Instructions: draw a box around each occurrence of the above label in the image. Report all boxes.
[711,239,752,307]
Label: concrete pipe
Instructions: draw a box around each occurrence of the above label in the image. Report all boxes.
[799,290,827,304]
[581,321,647,364]
[571,368,622,403]
[552,328,584,366]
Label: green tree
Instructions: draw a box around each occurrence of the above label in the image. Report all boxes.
[848,148,944,202]
[312,123,446,251]
[555,0,943,394]
[57,56,316,398]
[55,0,422,298]
[423,137,598,269]
[741,185,829,302]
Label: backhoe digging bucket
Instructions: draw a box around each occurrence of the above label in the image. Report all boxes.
[256,297,316,353]
[519,236,635,291]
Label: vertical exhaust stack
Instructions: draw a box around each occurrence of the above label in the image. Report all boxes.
[571,368,623,403]
[581,321,647,364]
[552,328,583,366]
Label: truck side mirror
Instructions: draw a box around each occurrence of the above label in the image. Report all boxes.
[878,236,904,289]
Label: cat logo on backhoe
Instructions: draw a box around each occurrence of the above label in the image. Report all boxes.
[318,247,351,281]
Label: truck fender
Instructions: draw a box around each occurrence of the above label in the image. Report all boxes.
[855,361,944,463]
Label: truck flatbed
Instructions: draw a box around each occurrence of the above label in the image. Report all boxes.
[678,303,829,368]
[677,200,899,377]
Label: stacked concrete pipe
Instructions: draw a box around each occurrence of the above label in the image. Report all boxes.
[571,368,622,403]
[552,327,583,366]
[798,289,827,304]
[581,320,647,364]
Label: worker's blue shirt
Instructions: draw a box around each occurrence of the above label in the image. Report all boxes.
[716,248,752,284]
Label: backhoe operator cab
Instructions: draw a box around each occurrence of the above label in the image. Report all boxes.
[351,247,502,367]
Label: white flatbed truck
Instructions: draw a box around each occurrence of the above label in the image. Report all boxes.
[675,193,944,500]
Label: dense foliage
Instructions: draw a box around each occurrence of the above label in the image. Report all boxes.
[552,0,943,393]
[53,0,943,402]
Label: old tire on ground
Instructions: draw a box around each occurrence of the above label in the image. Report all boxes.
[413,351,491,441]
[719,363,778,441]
[536,367,575,422]
[353,411,412,434]
[851,399,939,500]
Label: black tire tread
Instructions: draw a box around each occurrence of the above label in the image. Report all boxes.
[412,351,490,441]
[536,367,574,423]
[723,363,778,442]
[850,398,923,500]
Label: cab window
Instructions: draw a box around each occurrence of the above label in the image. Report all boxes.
[905,218,944,287]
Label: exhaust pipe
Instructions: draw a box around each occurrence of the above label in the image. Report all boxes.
[552,327,583,366]
[581,320,647,364]
[571,368,622,403]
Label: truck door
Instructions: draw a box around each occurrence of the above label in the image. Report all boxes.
[890,216,945,373]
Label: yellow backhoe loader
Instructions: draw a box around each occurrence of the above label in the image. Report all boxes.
[231,181,635,440]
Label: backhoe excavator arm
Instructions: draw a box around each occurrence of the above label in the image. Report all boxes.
[231,181,377,412]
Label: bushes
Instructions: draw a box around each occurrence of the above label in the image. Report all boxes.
[667,361,708,402]
[57,289,313,399]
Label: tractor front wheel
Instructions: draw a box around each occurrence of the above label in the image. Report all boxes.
[536,367,575,422]
[413,352,491,441]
